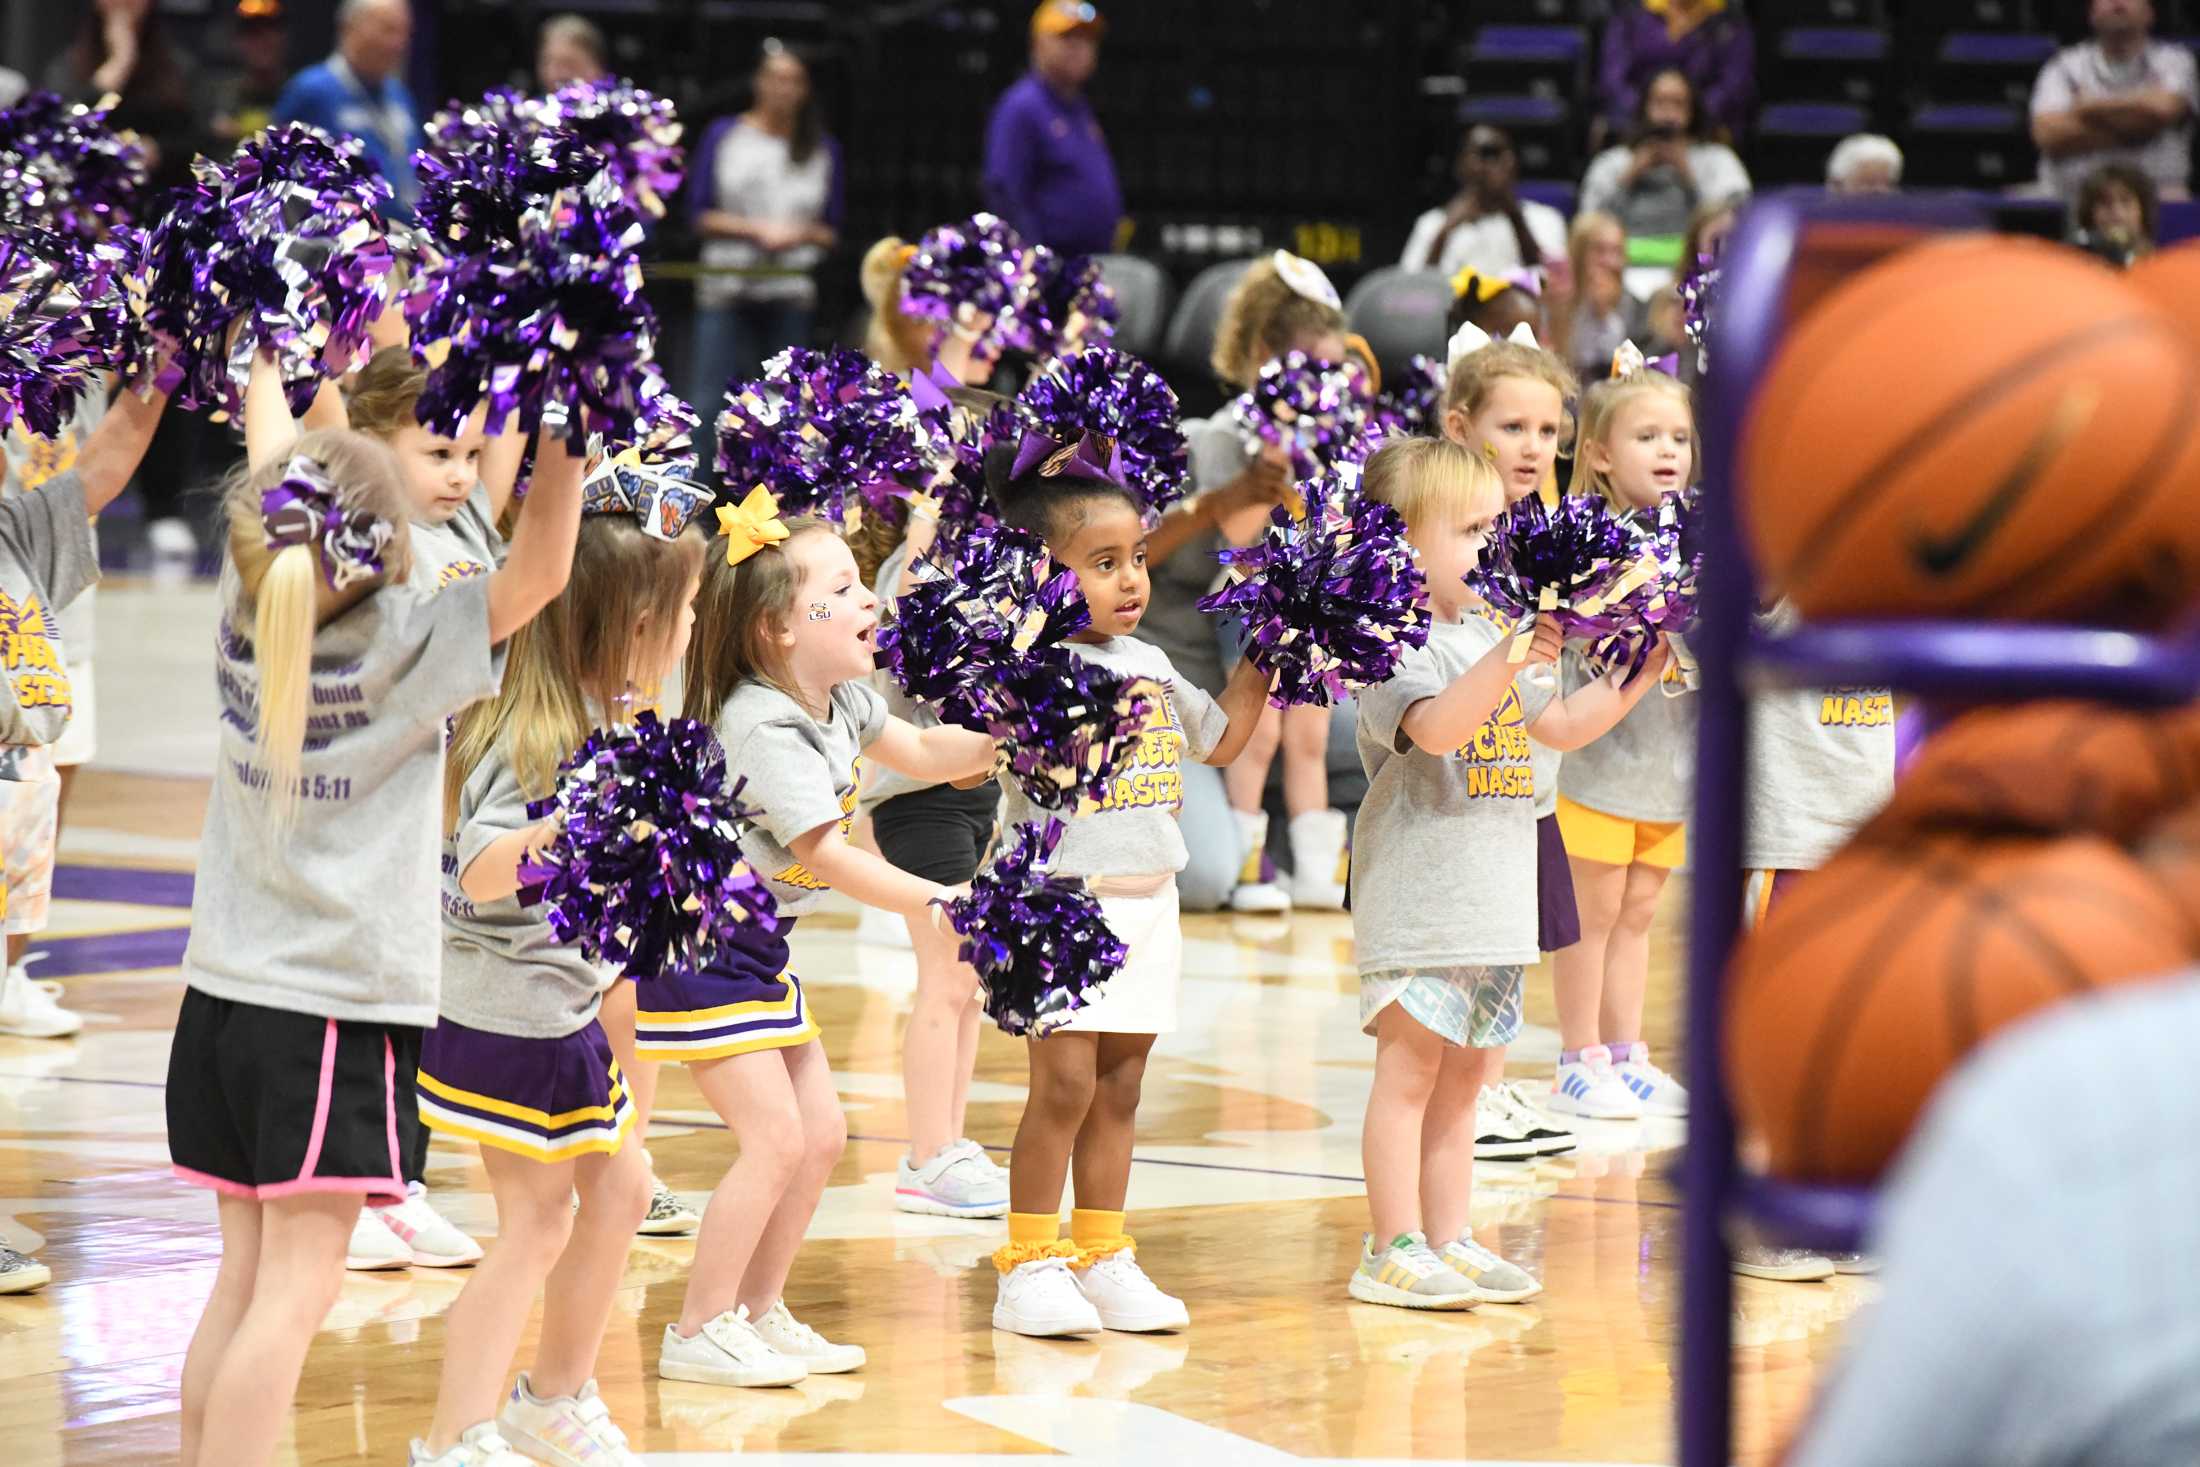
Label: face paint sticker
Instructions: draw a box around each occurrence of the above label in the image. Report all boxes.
[807,602,831,621]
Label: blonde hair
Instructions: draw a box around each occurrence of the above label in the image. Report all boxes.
[1568,371,1697,512]
[344,346,429,441]
[1442,338,1578,426]
[1210,256,1348,390]
[445,517,705,830]
[1359,433,1503,533]
[222,430,413,827]
[1567,209,1627,321]
[861,236,934,376]
[681,517,836,722]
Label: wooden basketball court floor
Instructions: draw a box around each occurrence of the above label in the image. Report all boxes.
[0,583,1871,1466]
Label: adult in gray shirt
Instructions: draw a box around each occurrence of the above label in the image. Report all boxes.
[2032,0,2198,205]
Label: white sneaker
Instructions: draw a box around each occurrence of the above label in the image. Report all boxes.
[1073,1247,1189,1333]
[855,904,912,948]
[1547,1044,1643,1121]
[1228,809,1291,912]
[752,1300,865,1373]
[895,1139,1009,1218]
[659,1305,808,1387]
[1613,1042,1688,1118]
[0,1243,51,1294]
[498,1374,640,1466]
[345,1208,412,1271]
[992,1255,1103,1337]
[375,1182,484,1267]
[637,1175,700,1236]
[963,1140,1010,1180]
[1285,809,1349,910]
[1472,1089,1540,1162]
[1439,1234,1543,1303]
[0,965,81,1039]
[1732,1243,1836,1282]
[1494,1081,1577,1156]
[409,1421,533,1466]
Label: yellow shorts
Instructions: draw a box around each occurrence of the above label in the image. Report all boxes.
[1556,795,1686,870]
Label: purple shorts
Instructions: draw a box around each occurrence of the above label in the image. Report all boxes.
[1537,814,1582,953]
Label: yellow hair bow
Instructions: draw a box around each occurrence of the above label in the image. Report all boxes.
[715,486,789,567]
[1448,266,1516,305]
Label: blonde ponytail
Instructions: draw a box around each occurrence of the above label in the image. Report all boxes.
[250,544,322,825]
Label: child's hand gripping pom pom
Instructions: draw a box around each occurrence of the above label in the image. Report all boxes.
[954,654,1159,814]
[1472,492,1663,665]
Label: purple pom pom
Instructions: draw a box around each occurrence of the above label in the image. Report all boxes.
[1231,351,1371,484]
[875,524,1090,710]
[1473,493,1664,654]
[1680,255,1719,375]
[1028,246,1119,362]
[518,711,785,978]
[1368,355,1446,438]
[956,653,1158,814]
[900,212,1042,354]
[946,818,1125,1037]
[0,91,152,240]
[128,124,407,417]
[714,346,944,524]
[528,79,685,223]
[413,123,608,257]
[1199,490,1430,708]
[1586,485,1701,674]
[0,228,132,439]
[422,88,533,170]
[1015,345,1189,516]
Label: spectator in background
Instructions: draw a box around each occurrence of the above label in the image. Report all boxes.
[274,0,422,220]
[209,1,291,145]
[0,68,25,109]
[1401,126,1568,280]
[1598,0,1755,146]
[982,2,1124,256]
[44,0,206,195]
[1826,133,1904,194]
[2071,160,2160,264]
[2032,0,2196,204]
[686,41,842,413]
[1559,212,1651,379]
[1579,69,1751,277]
[536,12,609,92]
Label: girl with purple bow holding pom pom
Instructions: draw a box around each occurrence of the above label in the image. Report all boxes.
[647,494,996,1391]
[165,349,584,1467]
[404,465,709,1467]
[1347,435,1665,1314]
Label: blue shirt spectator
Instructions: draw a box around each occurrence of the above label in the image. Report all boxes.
[274,0,422,220]
[982,2,1124,256]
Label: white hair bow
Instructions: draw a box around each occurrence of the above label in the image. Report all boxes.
[1271,249,1341,310]
[1445,319,1540,371]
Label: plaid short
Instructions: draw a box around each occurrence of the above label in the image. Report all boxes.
[0,746,60,936]
[1360,964,1526,1048]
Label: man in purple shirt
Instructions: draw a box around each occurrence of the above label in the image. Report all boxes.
[982,1,1124,257]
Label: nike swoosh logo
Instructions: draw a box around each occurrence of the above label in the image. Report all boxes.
[1911,385,2100,577]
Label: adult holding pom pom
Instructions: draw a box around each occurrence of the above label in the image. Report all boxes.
[981,386,1276,1340]
[650,493,999,1389]
[406,482,711,1467]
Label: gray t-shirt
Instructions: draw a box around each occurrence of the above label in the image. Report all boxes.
[997,636,1227,879]
[2032,40,2200,204]
[0,467,97,763]
[1744,684,1895,871]
[5,395,103,658]
[183,570,500,1027]
[1133,408,1241,698]
[439,747,616,1038]
[1558,648,1698,824]
[410,480,504,592]
[717,677,889,916]
[863,540,939,811]
[1353,613,1554,972]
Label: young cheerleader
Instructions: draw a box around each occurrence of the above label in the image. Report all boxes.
[1548,358,1699,1123]
[654,498,997,1387]
[407,480,709,1467]
[1180,250,1348,912]
[985,429,1273,1338]
[1348,434,1666,1310]
[167,351,583,1467]
[1438,330,1589,1159]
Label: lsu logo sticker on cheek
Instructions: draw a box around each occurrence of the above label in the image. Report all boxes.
[807,603,831,621]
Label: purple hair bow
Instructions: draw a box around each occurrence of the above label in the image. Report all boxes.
[1010,427,1122,484]
[261,455,393,591]
[908,356,961,415]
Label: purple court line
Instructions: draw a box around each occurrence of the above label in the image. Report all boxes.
[33,927,189,978]
[0,1070,1680,1209]
[54,864,195,908]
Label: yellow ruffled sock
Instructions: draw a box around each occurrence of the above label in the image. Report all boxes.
[992,1211,1074,1273]
[1070,1207,1132,1266]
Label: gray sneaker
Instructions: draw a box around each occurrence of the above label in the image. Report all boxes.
[637,1176,699,1236]
[1347,1232,1478,1311]
[895,1139,1009,1218]
[1440,1234,1543,1303]
[0,1243,50,1294]
[1732,1243,1835,1281]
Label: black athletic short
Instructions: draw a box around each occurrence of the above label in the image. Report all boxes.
[872,782,1002,885]
[166,987,421,1202]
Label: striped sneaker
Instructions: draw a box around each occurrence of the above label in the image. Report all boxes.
[0,1243,50,1294]
[1547,1045,1643,1121]
[1439,1234,1543,1303]
[1347,1232,1478,1311]
[498,1374,640,1465]
[1613,1043,1688,1118]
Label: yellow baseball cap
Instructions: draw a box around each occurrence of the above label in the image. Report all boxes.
[1033,1,1105,38]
